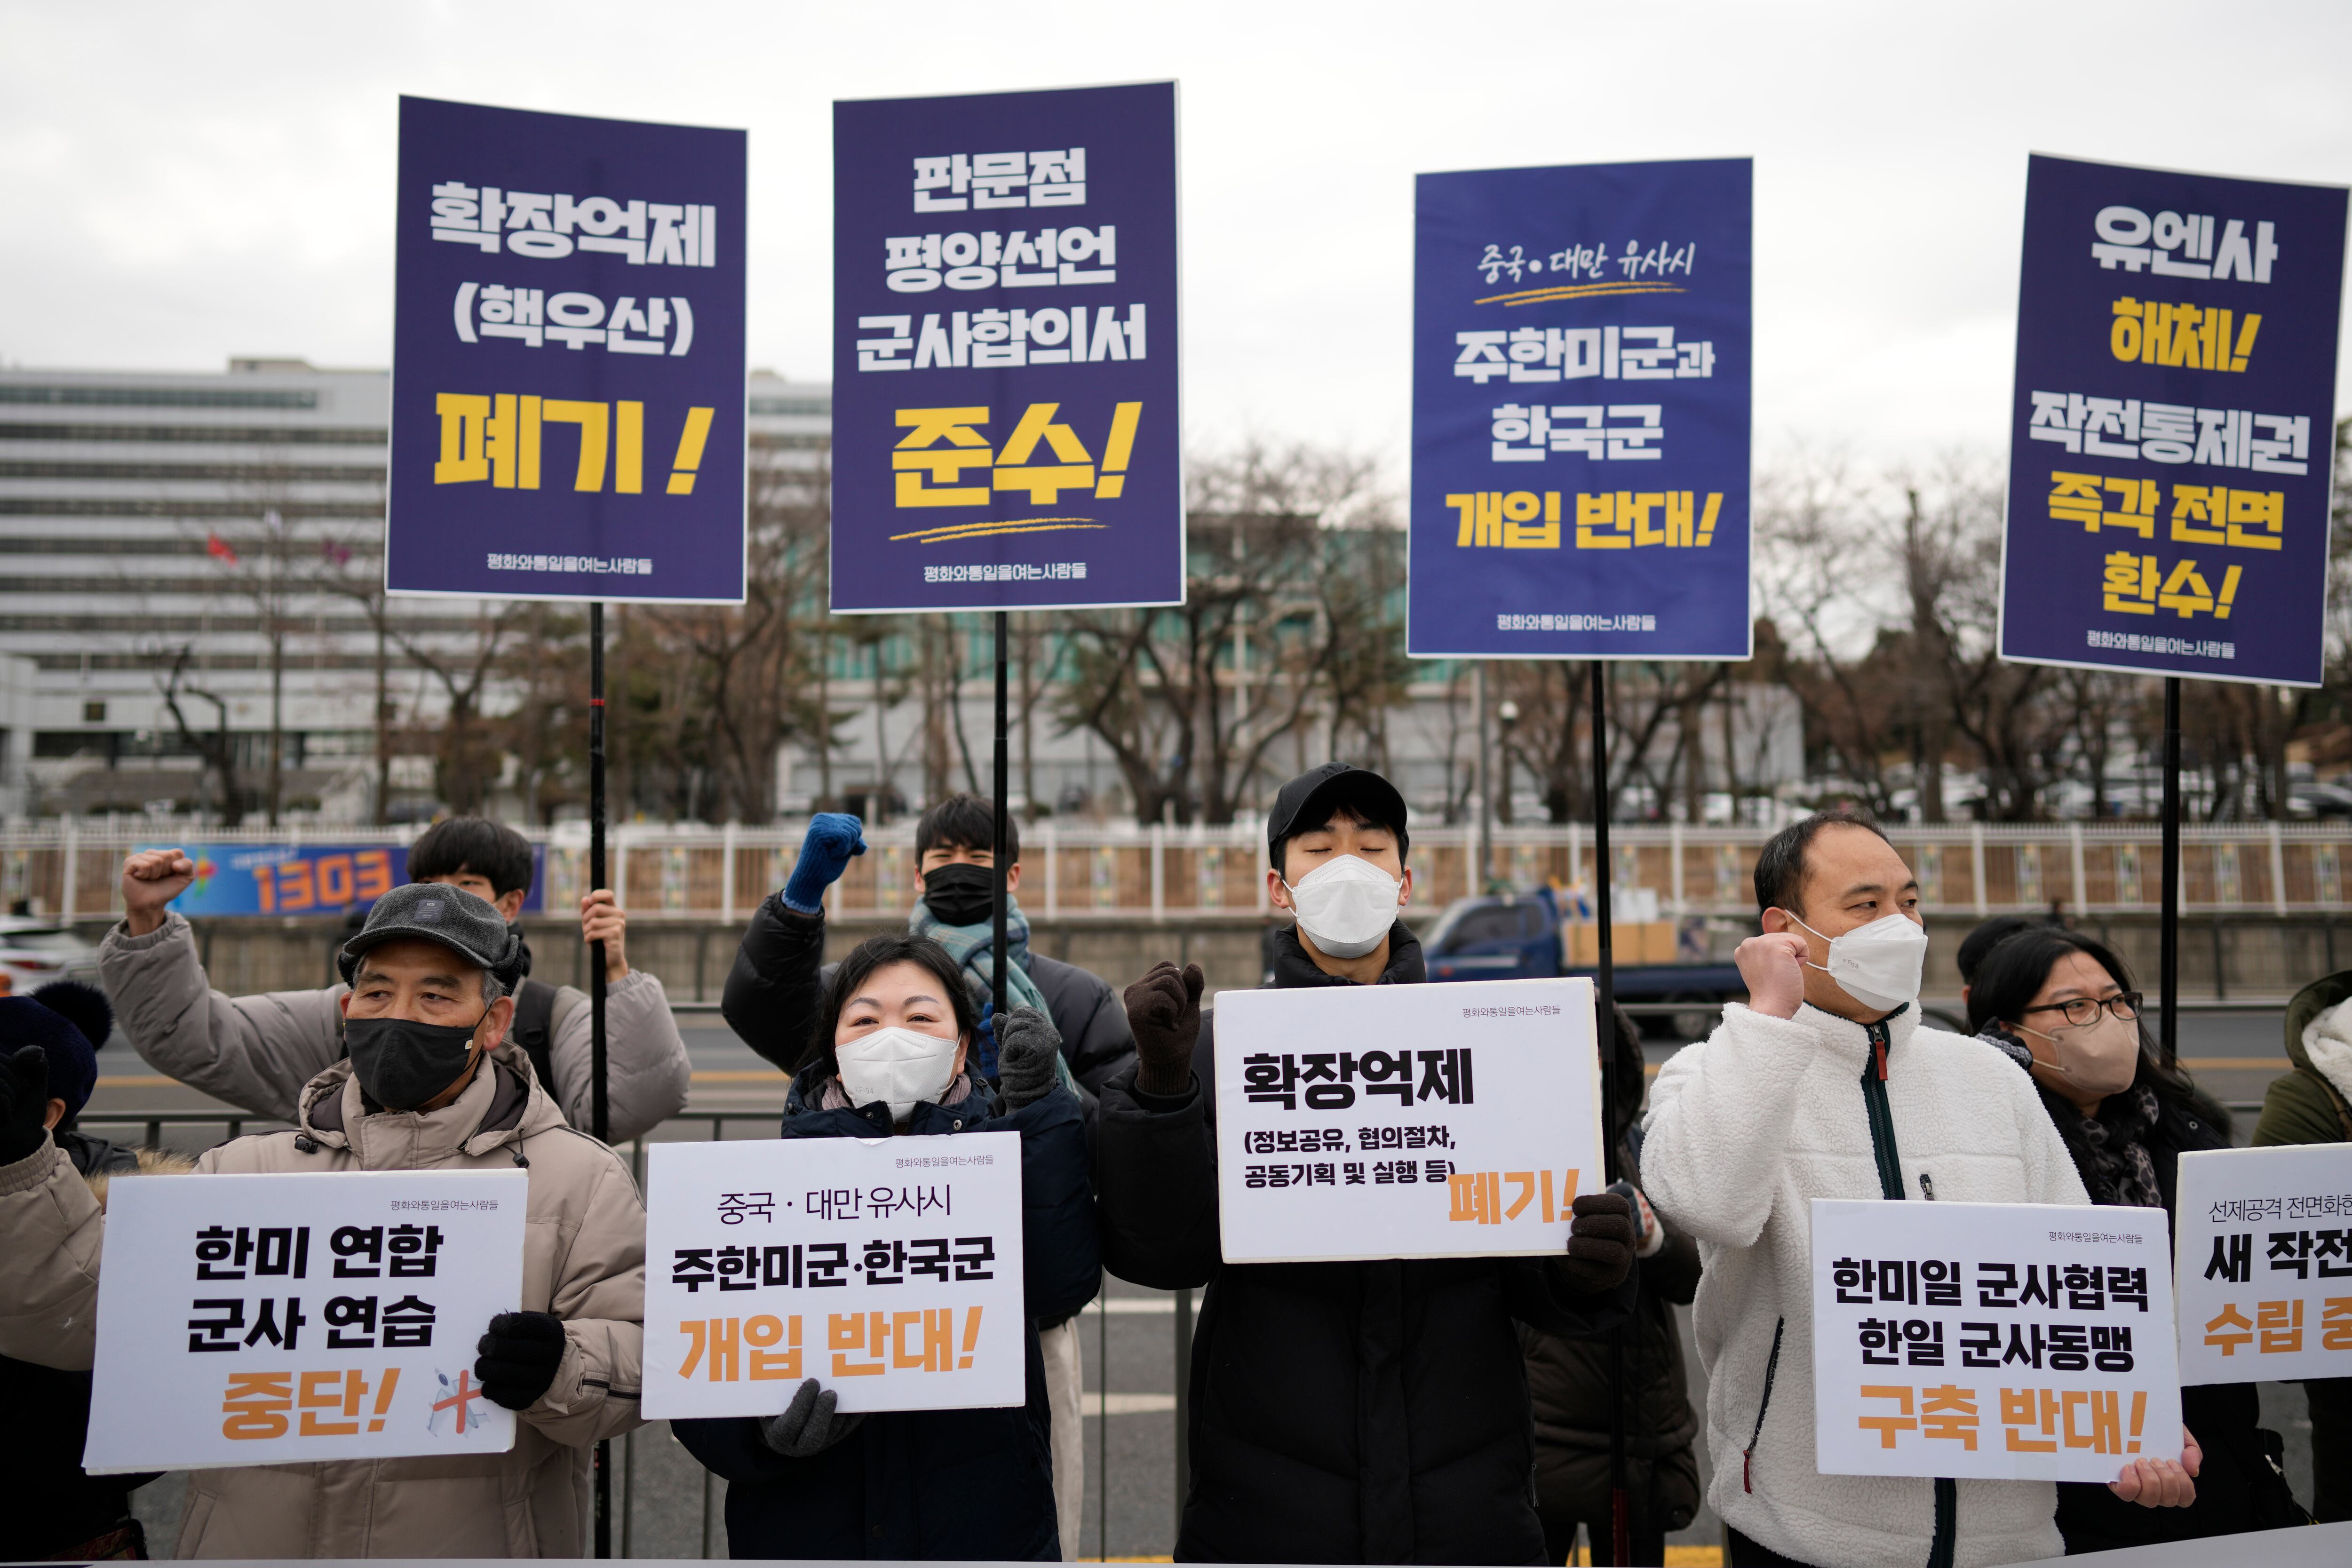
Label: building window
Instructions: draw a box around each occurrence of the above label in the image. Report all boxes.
[83,701,105,724]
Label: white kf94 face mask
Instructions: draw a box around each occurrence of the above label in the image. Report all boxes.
[1283,853,1403,960]
[834,1025,961,1120]
[1783,910,1929,1013]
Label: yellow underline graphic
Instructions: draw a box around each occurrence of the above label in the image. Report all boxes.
[1475,281,1692,307]
[890,519,1108,543]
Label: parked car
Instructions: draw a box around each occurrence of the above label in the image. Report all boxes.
[0,916,104,1005]
[1415,887,1748,1039]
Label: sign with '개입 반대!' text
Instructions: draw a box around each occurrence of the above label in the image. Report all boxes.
[640,1134,1027,1417]
[829,81,1182,613]
[1810,1198,2181,1484]
[1998,152,2348,686]
[1211,976,1604,1264]
[387,96,747,605]
[2172,1144,2352,1385]
[82,1169,528,1473]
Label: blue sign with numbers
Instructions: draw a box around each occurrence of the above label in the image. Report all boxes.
[387,96,747,605]
[1998,153,2347,687]
[1408,159,1752,659]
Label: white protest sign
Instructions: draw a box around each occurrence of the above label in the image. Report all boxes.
[84,1169,527,1474]
[1211,975,1603,1265]
[2174,1144,2352,1385]
[642,1133,1025,1418]
[1811,1199,2180,1483]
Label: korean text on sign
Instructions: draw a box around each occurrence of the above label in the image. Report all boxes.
[83,1170,527,1473]
[1810,1198,2181,1483]
[2174,1145,2352,1385]
[1213,977,1603,1266]
[642,1135,1026,1418]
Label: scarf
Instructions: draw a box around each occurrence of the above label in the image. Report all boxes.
[910,896,1052,1079]
[2060,1084,2165,1210]
[818,1070,982,1114]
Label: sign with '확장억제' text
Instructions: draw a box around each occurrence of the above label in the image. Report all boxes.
[2172,1143,2352,1385]
[641,1133,1026,1418]
[1211,976,1604,1264]
[83,1169,528,1473]
[388,95,747,604]
[1998,152,2348,686]
[1810,1198,2180,1484]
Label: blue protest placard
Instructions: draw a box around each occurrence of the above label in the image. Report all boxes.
[1408,159,1752,659]
[1999,154,2347,687]
[148,842,548,916]
[387,96,747,605]
[830,82,1182,613]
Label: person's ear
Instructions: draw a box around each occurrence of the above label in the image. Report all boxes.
[1267,868,1294,911]
[1960,982,1972,1009]
[1759,907,1794,935]
[497,889,527,922]
[953,1035,970,1078]
[43,1097,66,1131]
[338,989,353,1019]
[1004,862,1022,893]
[1397,865,1414,907]
[477,994,516,1051]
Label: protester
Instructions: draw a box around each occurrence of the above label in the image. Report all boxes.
[1969,925,2304,1547]
[0,883,646,1557]
[1092,761,1636,1563]
[2254,965,2352,1523]
[674,932,1098,1560]
[1521,1003,1701,1566]
[1642,810,2195,1568]
[722,797,1135,1553]
[105,816,690,1142]
[0,981,184,1561]
[1953,913,2041,1007]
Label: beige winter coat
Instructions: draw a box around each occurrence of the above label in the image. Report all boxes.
[0,1041,646,1558]
[102,910,691,1143]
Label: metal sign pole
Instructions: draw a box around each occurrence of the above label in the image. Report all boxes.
[1589,661,1630,1568]
[2160,677,2181,1069]
[991,611,1011,1035]
[588,599,611,1557]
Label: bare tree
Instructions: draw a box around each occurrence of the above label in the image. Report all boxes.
[155,645,246,825]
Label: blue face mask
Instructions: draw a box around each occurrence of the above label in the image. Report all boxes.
[345,1010,487,1110]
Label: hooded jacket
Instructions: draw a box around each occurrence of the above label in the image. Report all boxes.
[1641,1002,2088,1568]
[670,1063,1099,1560]
[0,1041,646,1559]
[102,909,690,1144]
[1092,922,1637,1565]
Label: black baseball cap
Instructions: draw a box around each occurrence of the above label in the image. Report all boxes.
[336,880,522,987]
[1266,763,1410,875]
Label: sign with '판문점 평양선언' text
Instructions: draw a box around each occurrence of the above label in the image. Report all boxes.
[1211,975,1604,1265]
[640,1133,1027,1418]
[82,1169,528,1473]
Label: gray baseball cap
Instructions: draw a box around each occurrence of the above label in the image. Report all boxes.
[335,880,521,986]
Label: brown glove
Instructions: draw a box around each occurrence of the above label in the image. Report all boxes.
[1122,960,1204,1096]
[1558,1192,1635,1296]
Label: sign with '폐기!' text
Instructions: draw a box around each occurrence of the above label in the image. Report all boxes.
[83,1169,527,1473]
[1409,158,1753,660]
[2173,1144,2352,1385]
[830,82,1183,613]
[641,1134,1026,1418]
[1810,1198,2180,1483]
[1211,976,1604,1265]
[1999,153,2348,686]
[388,96,747,605]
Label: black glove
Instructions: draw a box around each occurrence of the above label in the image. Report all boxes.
[0,1045,49,1165]
[475,1311,567,1410]
[1122,961,1203,1096]
[760,1376,865,1457]
[996,1005,1062,1109]
[1559,1192,1635,1296]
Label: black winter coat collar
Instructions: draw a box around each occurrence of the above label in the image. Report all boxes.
[1266,920,1424,988]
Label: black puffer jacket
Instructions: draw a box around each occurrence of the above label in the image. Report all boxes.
[1095,923,1635,1564]
[721,894,1137,1103]
[672,1068,1099,1560]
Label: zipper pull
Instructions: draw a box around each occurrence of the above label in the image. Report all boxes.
[1919,1172,1935,1201]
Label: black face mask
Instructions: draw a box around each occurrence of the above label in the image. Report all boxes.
[920,860,998,928]
[345,1011,487,1111]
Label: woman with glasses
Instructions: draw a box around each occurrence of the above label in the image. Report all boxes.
[1968,925,2307,1550]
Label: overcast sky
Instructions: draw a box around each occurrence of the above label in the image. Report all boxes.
[4,0,2347,478]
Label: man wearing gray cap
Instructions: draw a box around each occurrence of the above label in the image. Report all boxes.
[0,883,647,1558]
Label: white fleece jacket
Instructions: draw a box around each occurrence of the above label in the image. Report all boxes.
[1642,1002,2090,1568]
[2303,997,2352,1100]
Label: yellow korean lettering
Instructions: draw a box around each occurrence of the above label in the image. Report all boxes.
[1095,401,1142,499]
[2103,552,2156,615]
[540,400,609,492]
[2224,489,2283,551]
[1501,491,1557,549]
[434,393,491,484]
[993,402,1095,503]
[1576,492,1627,549]
[893,406,994,507]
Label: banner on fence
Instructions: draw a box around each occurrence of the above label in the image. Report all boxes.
[83,1169,528,1473]
[1210,976,1603,1264]
[2173,1144,2352,1385]
[642,1135,1026,1418]
[1998,153,2349,687]
[140,842,546,917]
[1809,1198,2180,1483]
[387,96,747,605]
[829,82,1183,614]
[1407,158,1753,660]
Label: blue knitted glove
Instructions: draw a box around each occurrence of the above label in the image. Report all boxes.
[973,1001,1000,1082]
[781,813,865,914]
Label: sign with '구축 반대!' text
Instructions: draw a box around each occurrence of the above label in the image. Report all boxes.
[1408,158,1753,660]
[1999,152,2348,686]
[829,82,1183,613]
[387,96,747,605]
